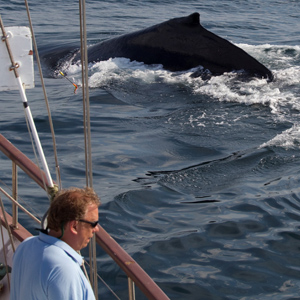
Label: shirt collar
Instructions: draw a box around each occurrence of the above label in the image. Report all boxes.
[38,232,83,265]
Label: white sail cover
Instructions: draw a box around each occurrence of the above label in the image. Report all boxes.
[0,26,34,91]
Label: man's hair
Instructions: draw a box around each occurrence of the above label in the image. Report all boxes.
[47,187,100,231]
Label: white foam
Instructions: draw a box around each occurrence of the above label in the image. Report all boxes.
[88,58,166,88]
[260,124,300,150]
[62,44,300,149]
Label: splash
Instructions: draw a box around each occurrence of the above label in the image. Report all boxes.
[60,44,300,149]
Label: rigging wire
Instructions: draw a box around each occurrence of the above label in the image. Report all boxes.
[0,178,43,222]
[83,259,122,300]
[0,187,41,224]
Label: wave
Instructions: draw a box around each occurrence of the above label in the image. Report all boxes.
[260,124,300,150]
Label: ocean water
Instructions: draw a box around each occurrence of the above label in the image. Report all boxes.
[1,0,300,299]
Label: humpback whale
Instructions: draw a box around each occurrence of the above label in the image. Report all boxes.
[44,13,273,81]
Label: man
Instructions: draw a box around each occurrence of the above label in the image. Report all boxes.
[10,187,101,300]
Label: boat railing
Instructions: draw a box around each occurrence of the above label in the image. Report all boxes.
[0,133,170,300]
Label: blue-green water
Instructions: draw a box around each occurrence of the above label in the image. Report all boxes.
[1,1,300,299]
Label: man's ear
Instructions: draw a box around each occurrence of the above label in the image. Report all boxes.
[68,220,79,235]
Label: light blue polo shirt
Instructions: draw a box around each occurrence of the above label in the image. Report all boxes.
[10,232,96,300]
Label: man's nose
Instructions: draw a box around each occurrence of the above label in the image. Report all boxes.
[93,225,100,233]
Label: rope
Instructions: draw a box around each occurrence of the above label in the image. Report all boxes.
[79,0,93,188]
[0,16,19,78]
[47,185,59,203]
[78,0,98,298]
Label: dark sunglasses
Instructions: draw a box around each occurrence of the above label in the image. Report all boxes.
[79,219,99,228]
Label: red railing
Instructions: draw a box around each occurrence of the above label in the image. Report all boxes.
[0,133,170,300]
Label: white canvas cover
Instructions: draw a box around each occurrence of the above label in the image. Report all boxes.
[0,26,34,91]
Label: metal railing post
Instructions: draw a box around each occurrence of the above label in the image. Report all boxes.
[12,161,18,228]
[128,277,136,300]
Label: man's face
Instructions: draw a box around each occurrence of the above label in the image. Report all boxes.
[76,203,99,251]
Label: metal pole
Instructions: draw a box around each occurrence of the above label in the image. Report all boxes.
[12,162,18,228]
[16,76,54,188]
[0,16,53,188]
[128,278,136,300]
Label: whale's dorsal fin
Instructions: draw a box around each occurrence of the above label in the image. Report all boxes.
[182,12,200,26]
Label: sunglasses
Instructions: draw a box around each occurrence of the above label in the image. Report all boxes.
[79,219,99,228]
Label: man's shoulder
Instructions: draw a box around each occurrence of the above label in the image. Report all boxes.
[14,235,39,254]
[15,234,66,259]
[15,233,83,267]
